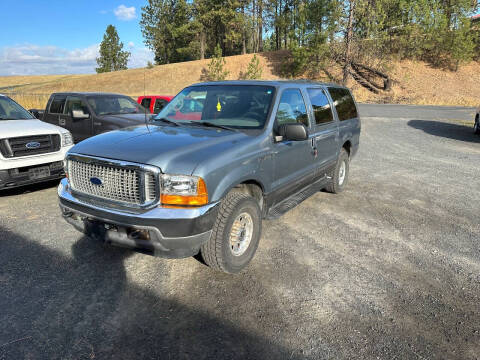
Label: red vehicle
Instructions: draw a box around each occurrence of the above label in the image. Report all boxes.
[137,95,173,114]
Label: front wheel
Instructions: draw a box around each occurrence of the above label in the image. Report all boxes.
[474,116,480,135]
[325,148,350,194]
[200,191,262,273]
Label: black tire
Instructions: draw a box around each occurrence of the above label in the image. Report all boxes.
[200,191,262,274]
[474,116,480,135]
[325,148,350,194]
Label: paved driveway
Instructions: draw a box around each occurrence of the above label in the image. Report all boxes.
[1,105,479,359]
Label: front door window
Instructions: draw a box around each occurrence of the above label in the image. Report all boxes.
[275,89,309,128]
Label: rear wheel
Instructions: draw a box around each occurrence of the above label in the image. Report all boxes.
[325,148,350,194]
[200,190,262,273]
[474,116,480,135]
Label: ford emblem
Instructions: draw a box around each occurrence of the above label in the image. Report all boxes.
[26,141,41,149]
[90,177,103,186]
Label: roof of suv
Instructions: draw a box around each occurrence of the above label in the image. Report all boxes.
[50,92,129,96]
[191,80,347,88]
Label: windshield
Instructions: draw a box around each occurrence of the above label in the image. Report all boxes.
[87,95,146,115]
[154,85,275,129]
[0,96,35,120]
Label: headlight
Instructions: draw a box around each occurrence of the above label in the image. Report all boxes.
[61,131,74,147]
[160,174,208,206]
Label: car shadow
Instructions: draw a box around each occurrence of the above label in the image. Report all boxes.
[0,227,301,360]
[407,119,480,143]
[0,178,61,197]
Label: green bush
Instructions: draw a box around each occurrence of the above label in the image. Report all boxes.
[204,44,230,81]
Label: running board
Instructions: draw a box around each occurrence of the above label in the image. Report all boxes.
[266,177,329,220]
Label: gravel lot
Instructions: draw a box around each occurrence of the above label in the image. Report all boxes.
[1,104,479,360]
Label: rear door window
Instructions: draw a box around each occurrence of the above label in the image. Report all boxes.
[153,99,168,114]
[275,89,309,127]
[307,88,334,125]
[141,98,151,109]
[49,95,66,114]
[328,87,358,121]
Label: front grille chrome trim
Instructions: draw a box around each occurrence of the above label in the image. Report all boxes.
[0,134,61,158]
[66,153,161,210]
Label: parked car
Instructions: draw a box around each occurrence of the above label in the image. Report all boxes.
[29,108,44,119]
[474,108,479,135]
[42,92,149,143]
[138,95,173,114]
[58,81,361,273]
[0,94,73,190]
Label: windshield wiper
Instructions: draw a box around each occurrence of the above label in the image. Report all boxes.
[153,117,179,127]
[189,121,235,131]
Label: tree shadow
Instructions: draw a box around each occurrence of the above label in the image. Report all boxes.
[260,50,290,78]
[0,227,302,360]
[408,120,480,143]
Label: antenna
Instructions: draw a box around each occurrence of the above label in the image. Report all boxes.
[144,68,150,133]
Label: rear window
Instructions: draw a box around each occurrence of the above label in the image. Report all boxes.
[153,99,168,114]
[49,95,66,114]
[87,95,144,115]
[328,87,358,121]
[307,88,333,125]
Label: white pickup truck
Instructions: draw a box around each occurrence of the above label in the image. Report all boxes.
[0,94,74,190]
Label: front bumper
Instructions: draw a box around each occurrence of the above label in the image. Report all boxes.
[0,161,65,190]
[58,179,219,258]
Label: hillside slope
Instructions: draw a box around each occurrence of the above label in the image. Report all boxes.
[1,51,479,109]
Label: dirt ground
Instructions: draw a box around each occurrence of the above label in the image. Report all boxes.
[0,104,479,359]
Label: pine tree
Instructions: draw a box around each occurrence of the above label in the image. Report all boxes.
[205,44,230,81]
[140,0,195,64]
[96,25,130,73]
[243,54,263,79]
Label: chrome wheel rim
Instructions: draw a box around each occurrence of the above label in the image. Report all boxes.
[338,161,346,186]
[229,212,254,256]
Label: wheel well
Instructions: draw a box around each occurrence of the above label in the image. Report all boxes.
[342,141,352,156]
[234,181,264,210]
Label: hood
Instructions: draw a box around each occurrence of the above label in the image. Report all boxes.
[70,124,255,174]
[99,113,150,125]
[0,119,64,138]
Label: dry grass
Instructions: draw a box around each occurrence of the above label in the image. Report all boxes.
[350,60,480,106]
[1,51,479,109]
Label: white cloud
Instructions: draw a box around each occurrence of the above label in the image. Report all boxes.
[128,46,154,69]
[114,5,136,21]
[0,44,154,76]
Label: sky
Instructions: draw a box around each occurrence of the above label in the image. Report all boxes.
[0,2,478,76]
[0,0,154,76]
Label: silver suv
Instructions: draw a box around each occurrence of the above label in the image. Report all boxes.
[58,81,361,273]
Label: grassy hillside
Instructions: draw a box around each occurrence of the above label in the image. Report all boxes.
[1,51,479,109]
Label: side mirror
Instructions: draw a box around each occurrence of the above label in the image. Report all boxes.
[277,123,309,141]
[71,109,89,120]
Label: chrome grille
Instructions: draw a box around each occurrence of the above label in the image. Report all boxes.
[67,156,159,208]
[0,134,60,158]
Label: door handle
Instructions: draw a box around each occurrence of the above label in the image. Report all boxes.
[94,122,102,126]
[59,118,66,126]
